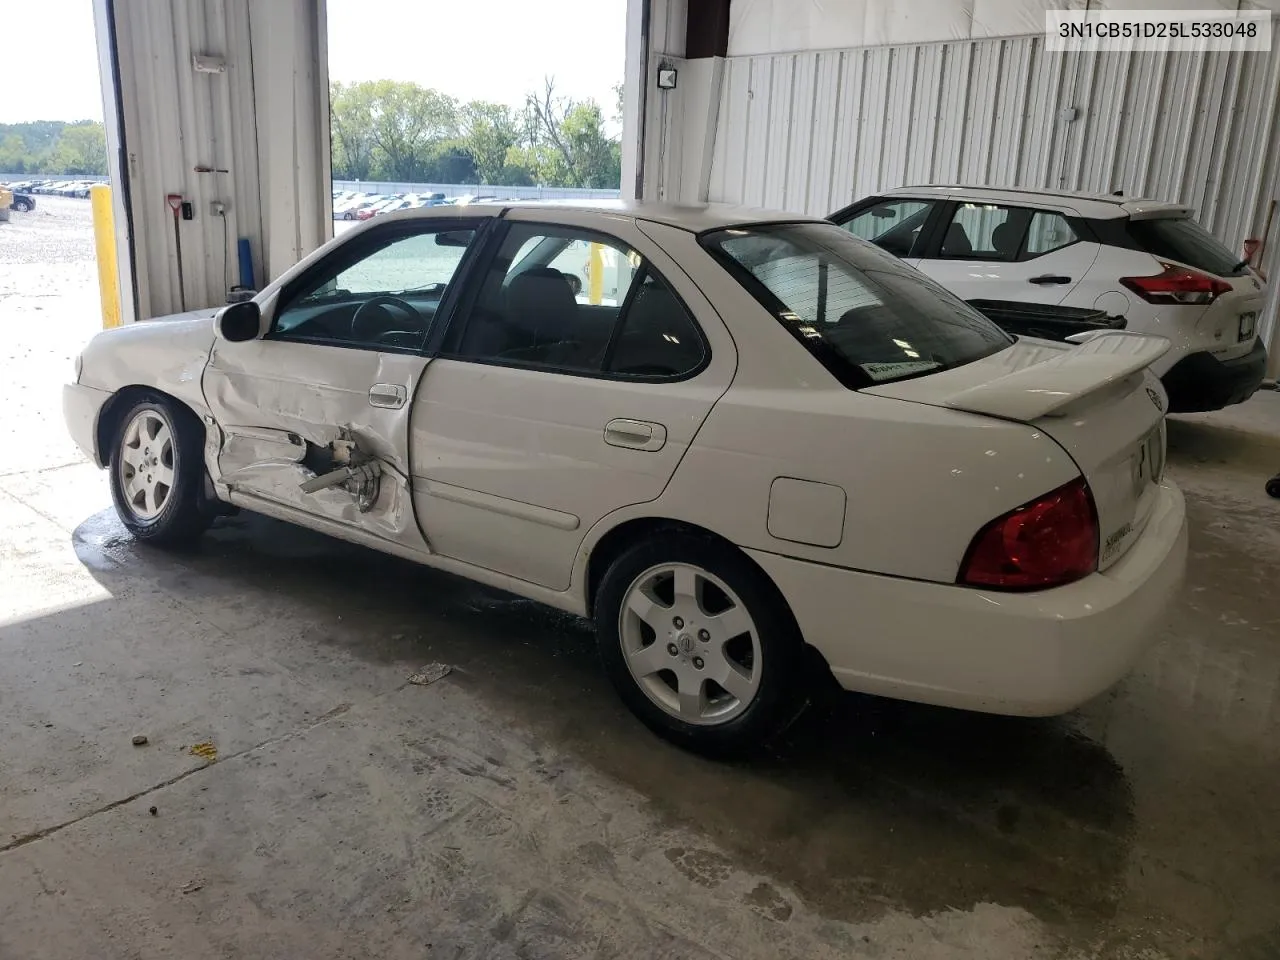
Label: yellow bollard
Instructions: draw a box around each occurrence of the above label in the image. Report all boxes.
[588,242,605,305]
[90,185,121,328]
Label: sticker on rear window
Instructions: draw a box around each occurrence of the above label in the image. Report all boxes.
[859,360,942,381]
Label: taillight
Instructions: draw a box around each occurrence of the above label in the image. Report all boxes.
[1120,261,1231,305]
[959,478,1098,590]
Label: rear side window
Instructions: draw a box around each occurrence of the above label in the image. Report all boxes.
[1127,217,1245,277]
[702,222,1012,389]
[1025,212,1078,255]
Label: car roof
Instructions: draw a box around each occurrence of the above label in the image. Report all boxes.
[878,184,1191,220]
[380,199,820,232]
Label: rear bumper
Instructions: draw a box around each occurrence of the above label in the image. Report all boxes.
[63,382,112,467]
[748,481,1187,716]
[1162,339,1267,412]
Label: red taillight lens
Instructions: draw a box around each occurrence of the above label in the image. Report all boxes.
[959,478,1099,590]
[1120,261,1231,305]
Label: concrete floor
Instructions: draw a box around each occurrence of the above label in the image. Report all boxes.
[2,197,1279,959]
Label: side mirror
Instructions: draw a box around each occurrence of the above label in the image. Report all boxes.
[215,300,261,342]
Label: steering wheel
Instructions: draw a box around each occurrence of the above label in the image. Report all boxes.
[350,295,424,343]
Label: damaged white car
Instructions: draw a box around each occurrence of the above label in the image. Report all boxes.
[64,202,1187,754]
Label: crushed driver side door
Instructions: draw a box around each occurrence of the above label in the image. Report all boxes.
[201,214,495,551]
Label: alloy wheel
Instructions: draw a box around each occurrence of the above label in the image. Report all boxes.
[117,409,176,520]
[618,562,762,725]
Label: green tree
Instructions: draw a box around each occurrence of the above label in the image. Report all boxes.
[526,78,621,188]
[52,123,107,175]
[365,80,459,181]
[329,81,376,180]
[0,134,33,173]
[423,140,477,183]
[461,101,519,185]
[497,145,538,186]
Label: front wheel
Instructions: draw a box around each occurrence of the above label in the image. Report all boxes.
[1267,475,1280,499]
[108,397,212,545]
[12,199,31,212]
[594,533,806,756]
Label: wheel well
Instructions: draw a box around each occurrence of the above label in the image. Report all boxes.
[585,518,728,617]
[584,516,839,695]
[95,386,193,465]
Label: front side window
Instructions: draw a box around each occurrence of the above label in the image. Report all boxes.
[448,224,706,378]
[703,222,1011,389]
[838,199,935,258]
[273,226,477,350]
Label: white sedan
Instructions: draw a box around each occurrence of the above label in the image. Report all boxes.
[64,202,1187,755]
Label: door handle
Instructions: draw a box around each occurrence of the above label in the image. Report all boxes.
[604,418,667,452]
[1029,274,1072,285]
[368,383,407,409]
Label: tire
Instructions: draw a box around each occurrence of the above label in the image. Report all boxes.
[108,396,212,545]
[1267,476,1280,499]
[594,532,806,757]
[12,199,31,213]
[343,211,354,220]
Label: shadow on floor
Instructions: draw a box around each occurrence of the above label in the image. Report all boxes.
[64,506,1137,934]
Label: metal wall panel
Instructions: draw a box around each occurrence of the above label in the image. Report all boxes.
[704,32,1280,350]
[100,0,330,321]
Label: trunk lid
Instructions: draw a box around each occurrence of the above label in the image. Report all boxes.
[864,334,1170,569]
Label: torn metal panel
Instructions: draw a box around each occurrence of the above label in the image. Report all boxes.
[201,340,431,552]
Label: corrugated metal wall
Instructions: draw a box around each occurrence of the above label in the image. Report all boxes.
[104,0,330,321]
[710,36,1280,235]
[705,32,1280,351]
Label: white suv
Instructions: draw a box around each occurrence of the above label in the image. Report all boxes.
[830,186,1268,412]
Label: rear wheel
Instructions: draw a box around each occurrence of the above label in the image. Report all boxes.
[595,533,806,756]
[108,397,212,545]
[1267,475,1280,499]
[12,199,31,212]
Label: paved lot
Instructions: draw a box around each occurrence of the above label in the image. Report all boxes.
[1,195,1279,959]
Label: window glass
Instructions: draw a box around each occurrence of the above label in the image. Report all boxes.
[606,273,705,377]
[450,224,704,378]
[1126,216,1246,276]
[274,227,475,350]
[1025,212,1078,255]
[940,203,1031,260]
[702,222,1011,389]
[839,200,933,258]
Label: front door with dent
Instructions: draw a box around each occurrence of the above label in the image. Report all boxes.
[409,212,736,591]
[202,216,490,550]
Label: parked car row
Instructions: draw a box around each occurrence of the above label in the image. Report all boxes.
[331,190,505,220]
[332,190,447,220]
[4,178,104,199]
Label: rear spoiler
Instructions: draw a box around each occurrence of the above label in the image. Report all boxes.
[944,332,1170,421]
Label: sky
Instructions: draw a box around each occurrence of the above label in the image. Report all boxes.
[0,0,626,125]
[0,0,102,122]
[326,0,627,111]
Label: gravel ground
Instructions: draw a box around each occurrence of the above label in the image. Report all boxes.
[0,196,101,475]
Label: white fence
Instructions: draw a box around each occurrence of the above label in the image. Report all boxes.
[0,175,109,185]
[333,180,621,200]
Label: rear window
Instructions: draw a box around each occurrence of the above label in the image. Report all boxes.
[1127,216,1246,277]
[702,223,1012,389]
